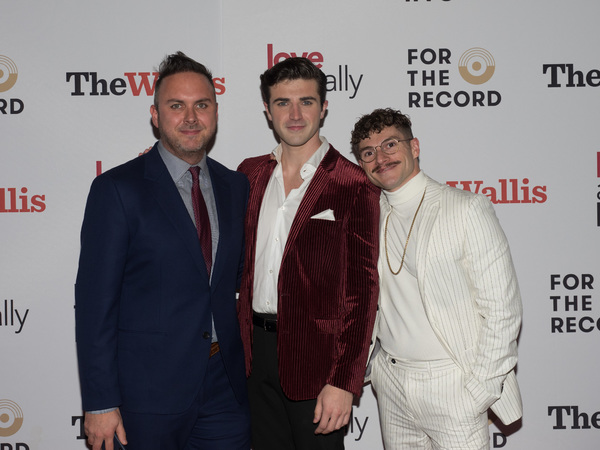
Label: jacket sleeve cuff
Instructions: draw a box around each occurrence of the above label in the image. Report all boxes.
[465,374,501,414]
[87,407,118,414]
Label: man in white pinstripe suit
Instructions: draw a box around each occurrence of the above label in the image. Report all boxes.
[351,108,523,449]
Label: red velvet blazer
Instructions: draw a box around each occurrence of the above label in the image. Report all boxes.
[237,145,380,400]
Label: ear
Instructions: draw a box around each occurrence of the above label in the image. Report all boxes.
[150,104,159,129]
[411,137,420,160]
[320,100,329,119]
[263,102,272,121]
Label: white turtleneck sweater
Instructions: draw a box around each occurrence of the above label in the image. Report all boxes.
[378,171,449,360]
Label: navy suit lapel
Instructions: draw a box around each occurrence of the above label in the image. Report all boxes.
[206,157,231,290]
[144,145,210,283]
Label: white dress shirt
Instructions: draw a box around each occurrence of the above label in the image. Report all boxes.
[252,137,330,314]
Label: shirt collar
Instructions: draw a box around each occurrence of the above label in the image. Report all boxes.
[271,136,329,181]
[157,141,210,183]
[383,170,426,206]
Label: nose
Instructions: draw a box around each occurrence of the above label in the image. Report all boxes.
[289,102,302,120]
[374,147,389,165]
[184,107,197,124]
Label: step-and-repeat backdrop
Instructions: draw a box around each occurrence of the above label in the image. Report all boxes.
[1,0,598,448]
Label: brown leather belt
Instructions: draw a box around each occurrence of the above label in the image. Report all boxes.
[210,342,220,358]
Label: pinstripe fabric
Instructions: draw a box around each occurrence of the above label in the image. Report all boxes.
[237,145,380,400]
[371,351,489,449]
[366,175,523,428]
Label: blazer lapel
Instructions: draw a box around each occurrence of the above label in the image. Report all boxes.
[245,158,277,271]
[207,158,231,290]
[144,145,210,283]
[282,146,337,262]
[415,176,442,293]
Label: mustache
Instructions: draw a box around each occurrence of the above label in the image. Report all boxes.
[372,161,400,174]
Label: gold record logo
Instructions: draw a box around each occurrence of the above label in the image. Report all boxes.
[0,56,19,93]
[458,48,495,85]
[0,399,24,437]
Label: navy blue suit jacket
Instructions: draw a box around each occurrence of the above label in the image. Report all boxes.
[75,144,249,415]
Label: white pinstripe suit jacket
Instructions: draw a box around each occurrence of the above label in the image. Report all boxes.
[366,174,523,425]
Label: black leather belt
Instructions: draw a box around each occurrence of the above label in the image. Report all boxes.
[253,313,277,332]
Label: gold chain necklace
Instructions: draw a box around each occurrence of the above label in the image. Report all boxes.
[384,188,427,275]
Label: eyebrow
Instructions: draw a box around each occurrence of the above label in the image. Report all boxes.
[165,97,214,104]
[360,136,404,149]
[271,96,318,103]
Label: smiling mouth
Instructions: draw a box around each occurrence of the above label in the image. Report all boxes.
[180,128,202,135]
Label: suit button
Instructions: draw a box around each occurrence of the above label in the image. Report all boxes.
[203,332,211,339]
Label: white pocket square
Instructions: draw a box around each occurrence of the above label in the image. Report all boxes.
[310,209,335,221]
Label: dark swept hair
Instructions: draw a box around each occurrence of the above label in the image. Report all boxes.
[350,108,414,159]
[153,51,214,106]
[260,57,327,107]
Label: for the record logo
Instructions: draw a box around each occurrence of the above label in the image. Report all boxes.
[0,55,24,115]
[0,399,23,437]
[407,47,501,108]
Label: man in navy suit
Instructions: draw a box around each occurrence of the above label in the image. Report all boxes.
[75,52,250,450]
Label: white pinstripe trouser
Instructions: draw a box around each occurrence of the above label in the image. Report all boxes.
[371,349,489,450]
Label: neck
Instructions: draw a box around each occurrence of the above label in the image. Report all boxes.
[280,137,322,173]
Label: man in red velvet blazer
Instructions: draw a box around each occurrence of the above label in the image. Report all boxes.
[237,57,380,450]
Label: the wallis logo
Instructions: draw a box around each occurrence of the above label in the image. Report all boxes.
[0,187,46,213]
[446,178,547,204]
[65,71,226,96]
[0,399,24,437]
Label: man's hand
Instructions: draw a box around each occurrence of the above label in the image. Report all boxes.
[313,384,353,434]
[84,409,127,450]
[138,146,153,156]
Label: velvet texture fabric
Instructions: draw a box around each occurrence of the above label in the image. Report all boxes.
[237,145,380,400]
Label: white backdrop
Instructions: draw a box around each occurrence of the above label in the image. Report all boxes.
[1,0,599,448]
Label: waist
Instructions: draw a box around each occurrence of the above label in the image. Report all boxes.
[253,312,277,332]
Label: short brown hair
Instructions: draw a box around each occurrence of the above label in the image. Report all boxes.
[350,108,413,159]
[153,51,214,106]
[260,57,327,108]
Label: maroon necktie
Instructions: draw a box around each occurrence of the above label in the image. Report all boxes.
[189,166,212,275]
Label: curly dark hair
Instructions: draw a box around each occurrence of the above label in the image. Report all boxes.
[260,57,327,108]
[350,108,413,159]
[153,51,214,106]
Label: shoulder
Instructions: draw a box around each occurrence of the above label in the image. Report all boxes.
[207,157,247,183]
[326,146,380,194]
[237,154,272,171]
[433,177,495,217]
[237,154,273,176]
[90,155,146,193]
